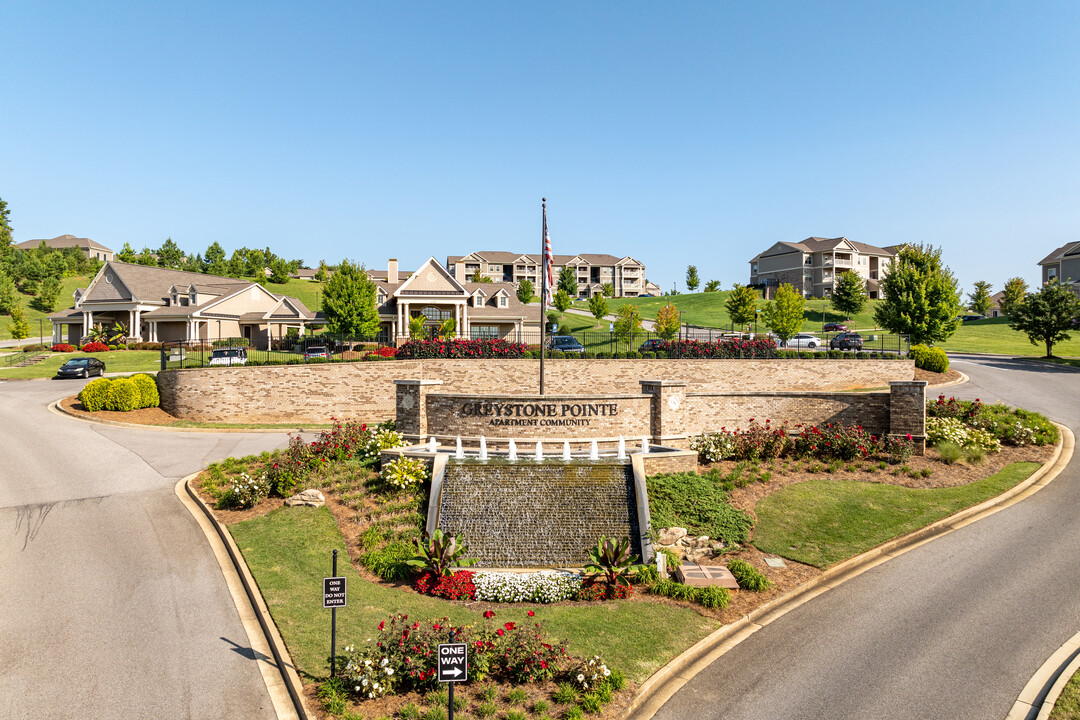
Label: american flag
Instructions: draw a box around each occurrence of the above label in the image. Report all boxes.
[542,205,554,307]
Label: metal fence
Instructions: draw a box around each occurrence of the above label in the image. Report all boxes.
[160,329,910,370]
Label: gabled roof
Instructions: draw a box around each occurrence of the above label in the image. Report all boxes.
[82,261,250,304]
[448,251,639,267]
[15,234,114,253]
[756,237,895,261]
[1040,242,1080,265]
[394,257,467,296]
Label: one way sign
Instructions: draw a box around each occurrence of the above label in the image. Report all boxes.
[437,642,468,683]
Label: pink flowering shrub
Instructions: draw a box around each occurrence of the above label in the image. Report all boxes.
[395,338,528,359]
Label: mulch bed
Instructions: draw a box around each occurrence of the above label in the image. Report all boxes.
[59,394,182,425]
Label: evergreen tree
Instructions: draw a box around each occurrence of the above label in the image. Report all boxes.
[725,284,759,330]
[704,279,721,292]
[0,271,17,315]
[967,281,993,316]
[655,303,681,340]
[204,242,228,276]
[685,265,700,292]
[117,243,138,263]
[321,260,380,338]
[557,266,578,297]
[0,196,13,261]
[9,303,31,339]
[587,293,608,327]
[156,237,185,269]
[762,283,805,342]
[268,258,290,284]
[1000,277,1028,317]
[874,244,962,346]
[226,250,246,278]
[831,270,868,320]
[1008,280,1080,358]
[516,278,534,304]
[36,275,61,312]
[136,247,157,266]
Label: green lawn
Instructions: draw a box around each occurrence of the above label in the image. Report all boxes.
[938,317,1080,357]
[752,462,1041,568]
[1050,667,1080,720]
[0,350,161,378]
[229,506,718,683]
[0,274,90,340]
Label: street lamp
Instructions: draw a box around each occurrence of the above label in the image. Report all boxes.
[754,309,759,337]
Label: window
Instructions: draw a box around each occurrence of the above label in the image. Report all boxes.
[471,326,499,339]
[420,306,450,321]
[498,296,508,308]
[805,256,813,265]
[1048,267,1058,279]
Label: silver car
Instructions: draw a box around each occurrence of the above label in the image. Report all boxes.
[783,333,822,350]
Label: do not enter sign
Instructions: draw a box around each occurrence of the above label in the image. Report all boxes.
[437,642,468,682]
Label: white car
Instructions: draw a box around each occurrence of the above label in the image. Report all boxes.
[208,346,248,366]
[782,333,822,350]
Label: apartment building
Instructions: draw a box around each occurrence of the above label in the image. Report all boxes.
[749,237,895,299]
[445,251,647,298]
[1038,242,1080,296]
[16,234,115,262]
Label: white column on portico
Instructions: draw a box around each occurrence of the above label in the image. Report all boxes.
[404,303,410,337]
[133,309,142,340]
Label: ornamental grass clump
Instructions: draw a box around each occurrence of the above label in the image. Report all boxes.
[726,558,772,592]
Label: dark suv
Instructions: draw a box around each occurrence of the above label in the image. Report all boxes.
[638,339,667,353]
[548,335,585,353]
[829,332,864,351]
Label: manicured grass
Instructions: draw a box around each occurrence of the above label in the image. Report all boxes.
[938,317,1080,358]
[0,274,91,340]
[1050,667,1080,720]
[228,506,717,682]
[752,462,1041,568]
[0,350,161,378]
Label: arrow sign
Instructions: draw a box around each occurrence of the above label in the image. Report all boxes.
[437,642,468,683]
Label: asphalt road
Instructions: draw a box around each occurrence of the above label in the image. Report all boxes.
[0,379,291,720]
[654,354,1080,720]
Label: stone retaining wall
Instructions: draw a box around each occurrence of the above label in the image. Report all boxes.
[156,358,911,424]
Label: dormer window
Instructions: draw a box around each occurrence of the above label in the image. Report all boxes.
[376,289,387,304]
[190,292,197,305]
[498,296,508,308]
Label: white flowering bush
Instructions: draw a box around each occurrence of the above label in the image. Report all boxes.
[472,570,582,604]
[380,456,429,489]
[690,432,736,463]
[360,426,407,464]
[927,417,1000,452]
[341,646,396,699]
[225,472,270,508]
[570,654,611,691]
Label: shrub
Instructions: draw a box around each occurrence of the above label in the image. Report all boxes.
[362,542,418,581]
[104,377,139,411]
[364,345,397,360]
[414,570,476,600]
[408,528,477,578]
[78,378,111,412]
[472,570,581,603]
[51,343,76,352]
[395,338,528,360]
[130,373,160,408]
[726,558,772,592]
[926,417,1000,452]
[381,456,429,489]
[697,585,732,609]
[935,440,964,465]
[648,472,754,545]
[81,341,109,353]
[910,344,949,373]
[219,472,270,509]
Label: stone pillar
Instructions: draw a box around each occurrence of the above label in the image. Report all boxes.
[640,380,688,449]
[889,380,928,455]
[394,379,444,443]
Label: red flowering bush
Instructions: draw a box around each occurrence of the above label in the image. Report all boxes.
[51,343,76,352]
[395,338,528,360]
[414,570,476,600]
[81,342,109,352]
[791,422,880,461]
[663,337,778,359]
[364,345,397,360]
[574,580,633,601]
[927,394,982,424]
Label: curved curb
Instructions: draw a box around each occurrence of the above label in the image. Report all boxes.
[626,423,1073,720]
[932,368,969,389]
[176,475,311,720]
[49,398,312,434]
[1008,627,1080,720]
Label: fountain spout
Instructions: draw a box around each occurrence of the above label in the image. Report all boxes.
[508,439,518,461]
[428,437,437,453]
[641,437,650,454]
[455,437,464,459]
[534,441,543,462]
[478,436,488,461]
[562,441,571,461]
[589,440,599,460]
[617,436,626,459]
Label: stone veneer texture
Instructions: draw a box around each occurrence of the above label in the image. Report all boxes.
[157,358,911,424]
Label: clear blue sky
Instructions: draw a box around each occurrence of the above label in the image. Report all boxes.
[3,1,1077,295]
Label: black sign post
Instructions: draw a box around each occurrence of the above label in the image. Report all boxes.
[323,550,346,676]
[438,631,468,720]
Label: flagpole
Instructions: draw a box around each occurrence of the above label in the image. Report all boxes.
[539,198,547,395]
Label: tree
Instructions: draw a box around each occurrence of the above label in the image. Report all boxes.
[136,247,157,266]
[553,289,572,313]
[245,248,266,277]
[408,314,428,339]
[156,237,184,269]
[704,280,721,292]
[35,275,61,312]
[314,266,329,283]
[874,244,963,346]
[117,242,137,263]
[469,271,493,283]
[1000,277,1027,317]
[655,303,681,340]
[0,196,13,261]
[268,258,290,284]
[588,293,608,327]
[0,271,18,315]
[204,242,227,276]
[601,282,614,298]
[227,250,247,278]
[725,284,758,330]
[9,303,30,339]
[516,278,534,304]
[685,265,700,292]
[438,317,457,340]
[1007,280,1080,358]
[762,283,805,342]
[967,281,993,316]
[557,266,578,297]
[321,260,380,338]
[831,270,868,320]
[613,304,643,344]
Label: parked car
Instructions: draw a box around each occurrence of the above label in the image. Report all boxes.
[782,333,822,350]
[55,357,106,379]
[547,335,585,354]
[823,322,849,332]
[208,346,248,366]
[829,332,864,350]
[960,314,986,323]
[638,339,667,353]
[304,345,330,360]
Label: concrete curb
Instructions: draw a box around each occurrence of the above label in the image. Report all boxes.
[932,368,969,389]
[1009,627,1080,720]
[176,475,312,720]
[626,423,1073,720]
[49,397,315,434]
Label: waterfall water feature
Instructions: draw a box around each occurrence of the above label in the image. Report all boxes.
[508,439,517,461]
[478,436,488,461]
[617,436,626,459]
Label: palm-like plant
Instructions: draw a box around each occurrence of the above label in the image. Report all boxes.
[86,324,108,343]
[584,536,645,590]
[109,321,129,343]
[408,529,477,577]
[408,315,428,339]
